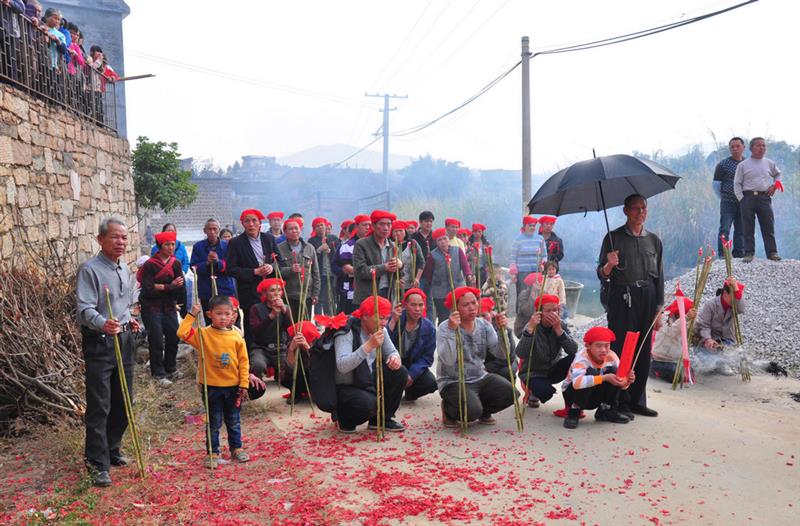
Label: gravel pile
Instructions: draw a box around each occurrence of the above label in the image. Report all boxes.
[573,257,800,377]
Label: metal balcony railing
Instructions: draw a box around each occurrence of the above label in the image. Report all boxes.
[0,3,117,132]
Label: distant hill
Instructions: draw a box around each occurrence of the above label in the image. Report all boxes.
[278,144,414,171]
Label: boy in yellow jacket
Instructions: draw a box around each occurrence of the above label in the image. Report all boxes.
[178,296,250,467]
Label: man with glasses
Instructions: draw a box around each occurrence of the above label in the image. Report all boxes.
[597,194,664,419]
[76,217,140,487]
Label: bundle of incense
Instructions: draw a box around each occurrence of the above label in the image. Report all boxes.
[444,255,468,436]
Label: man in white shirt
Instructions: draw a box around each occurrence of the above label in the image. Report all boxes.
[733,137,782,262]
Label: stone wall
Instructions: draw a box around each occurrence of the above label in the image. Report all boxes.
[0,85,138,268]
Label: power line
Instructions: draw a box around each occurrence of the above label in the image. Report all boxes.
[127,50,380,109]
[390,0,758,138]
[324,136,383,169]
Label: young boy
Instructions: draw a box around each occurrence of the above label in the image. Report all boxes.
[542,261,567,318]
[178,296,250,468]
[561,326,634,429]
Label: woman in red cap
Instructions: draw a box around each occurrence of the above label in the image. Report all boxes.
[139,230,185,386]
[538,215,564,262]
[276,218,320,322]
[510,216,546,313]
[332,296,407,433]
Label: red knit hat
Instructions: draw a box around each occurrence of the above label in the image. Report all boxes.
[523,272,544,287]
[240,209,266,222]
[444,218,461,227]
[353,296,392,319]
[583,327,616,344]
[480,297,495,314]
[407,220,418,228]
[392,220,408,231]
[472,223,486,232]
[432,228,448,240]
[312,217,328,228]
[267,211,284,220]
[370,210,396,224]
[340,219,354,229]
[538,215,557,224]
[534,294,560,310]
[457,228,471,237]
[154,231,177,245]
[444,286,481,310]
[283,218,303,232]
[522,215,538,226]
[403,287,427,305]
[354,214,371,225]
[256,278,285,299]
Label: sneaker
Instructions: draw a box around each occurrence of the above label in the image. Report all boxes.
[742,255,754,263]
[768,254,782,262]
[595,407,631,424]
[167,370,184,380]
[527,396,540,408]
[630,404,658,417]
[156,377,173,387]
[563,408,581,429]
[91,469,112,487]
[110,452,130,467]
[231,449,250,462]
[441,401,459,428]
[478,414,496,425]
[337,422,357,434]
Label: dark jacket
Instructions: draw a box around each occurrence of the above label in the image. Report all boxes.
[139,257,185,314]
[387,313,436,381]
[515,324,578,380]
[352,235,401,304]
[411,230,435,260]
[226,232,283,308]
[543,232,564,262]
[189,238,236,300]
[484,326,516,377]
[332,235,359,296]
[308,234,341,277]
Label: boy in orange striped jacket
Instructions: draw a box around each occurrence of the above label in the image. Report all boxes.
[561,327,635,430]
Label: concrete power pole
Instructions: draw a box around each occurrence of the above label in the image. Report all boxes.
[521,36,532,214]
[365,93,407,199]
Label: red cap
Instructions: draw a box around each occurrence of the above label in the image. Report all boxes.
[340,219,354,229]
[534,294,560,310]
[406,220,418,228]
[432,228,448,240]
[392,220,408,231]
[370,210,396,224]
[354,214,371,225]
[283,218,303,232]
[522,215,538,226]
[538,215,557,224]
[457,228,471,237]
[480,297,495,314]
[229,296,239,309]
[267,211,284,220]
[583,326,616,344]
[444,218,461,227]
[403,287,427,305]
[444,286,481,311]
[472,223,486,232]
[154,231,177,245]
[240,209,266,222]
[287,321,321,345]
[665,296,693,317]
[523,272,544,287]
[256,278,285,298]
[312,217,328,228]
[353,295,392,319]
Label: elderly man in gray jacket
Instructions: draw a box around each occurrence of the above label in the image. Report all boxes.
[437,286,517,426]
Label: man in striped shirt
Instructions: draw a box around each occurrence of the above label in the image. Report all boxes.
[561,327,634,429]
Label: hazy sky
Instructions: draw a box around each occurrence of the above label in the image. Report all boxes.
[123,0,797,174]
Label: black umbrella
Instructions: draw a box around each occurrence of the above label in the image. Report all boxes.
[527,154,680,246]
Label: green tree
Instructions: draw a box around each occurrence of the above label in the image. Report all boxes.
[132,136,197,213]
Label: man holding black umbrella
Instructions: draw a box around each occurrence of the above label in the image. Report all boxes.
[597,194,663,418]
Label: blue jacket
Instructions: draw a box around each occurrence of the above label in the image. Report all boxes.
[189,239,236,300]
[388,313,436,381]
[151,240,190,273]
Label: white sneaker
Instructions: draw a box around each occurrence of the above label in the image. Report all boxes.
[157,377,173,387]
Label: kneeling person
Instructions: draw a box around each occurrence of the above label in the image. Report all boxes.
[388,288,437,402]
[562,327,634,430]
[333,296,408,433]
[437,287,518,426]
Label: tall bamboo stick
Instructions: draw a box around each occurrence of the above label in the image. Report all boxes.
[444,255,468,436]
[189,272,215,468]
[371,269,385,440]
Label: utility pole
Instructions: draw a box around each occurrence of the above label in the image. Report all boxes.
[521,36,532,214]
[365,93,407,202]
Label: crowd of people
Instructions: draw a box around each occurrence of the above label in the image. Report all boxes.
[77,187,758,486]
[0,1,120,125]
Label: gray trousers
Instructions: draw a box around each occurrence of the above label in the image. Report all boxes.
[83,330,135,472]
[440,373,518,421]
[740,192,778,256]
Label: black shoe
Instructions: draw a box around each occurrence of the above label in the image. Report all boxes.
[595,407,631,424]
[110,452,130,467]
[563,408,580,429]
[91,470,112,487]
[617,404,635,421]
[768,253,782,262]
[631,404,658,417]
[385,419,406,432]
[337,422,356,434]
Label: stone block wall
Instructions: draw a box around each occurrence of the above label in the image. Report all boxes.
[0,85,138,268]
